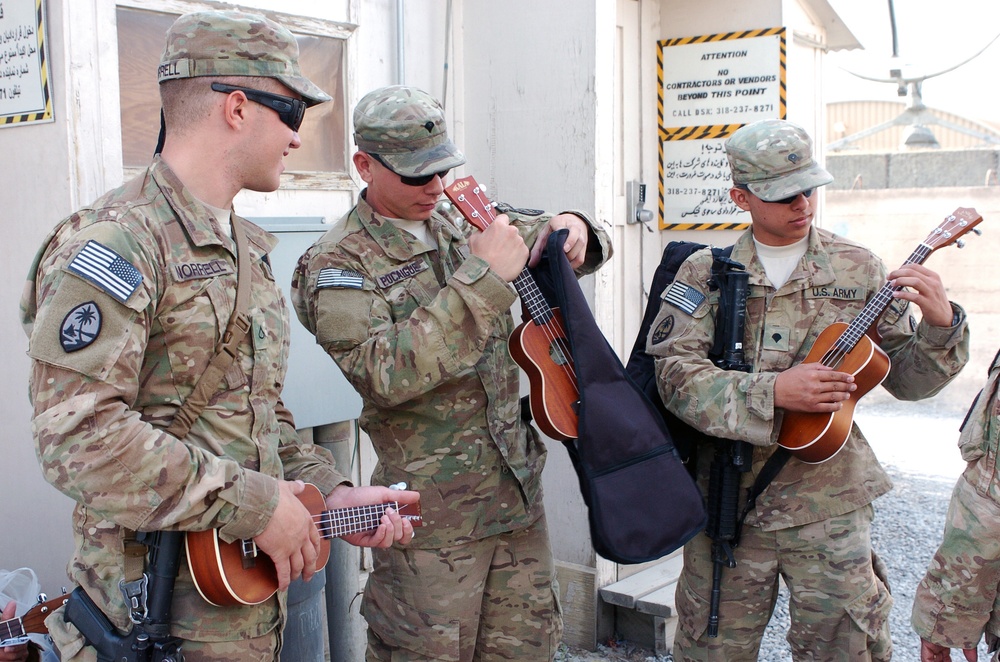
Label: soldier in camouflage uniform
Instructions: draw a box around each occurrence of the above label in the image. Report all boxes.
[291,85,613,661]
[647,119,969,661]
[20,11,416,662]
[912,349,1000,662]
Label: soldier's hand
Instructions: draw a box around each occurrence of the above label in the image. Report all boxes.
[254,480,321,590]
[919,637,977,661]
[0,601,30,662]
[468,214,529,282]
[528,213,589,269]
[774,363,856,413]
[888,264,953,328]
[326,484,419,548]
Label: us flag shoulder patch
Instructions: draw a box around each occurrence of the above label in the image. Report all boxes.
[664,281,706,315]
[316,267,365,290]
[68,241,143,303]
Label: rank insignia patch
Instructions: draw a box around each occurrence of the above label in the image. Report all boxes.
[664,281,706,315]
[60,302,102,352]
[68,241,143,302]
[316,268,365,290]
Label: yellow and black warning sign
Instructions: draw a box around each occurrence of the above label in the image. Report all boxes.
[657,27,785,230]
[1,0,53,127]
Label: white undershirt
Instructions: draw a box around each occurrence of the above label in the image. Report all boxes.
[203,202,233,238]
[388,217,432,246]
[754,235,808,289]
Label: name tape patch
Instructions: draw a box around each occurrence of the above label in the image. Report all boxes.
[664,281,706,315]
[317,268,365,290]
[68,241,143,302]
[173,259,235,282]
[376,260,428,289]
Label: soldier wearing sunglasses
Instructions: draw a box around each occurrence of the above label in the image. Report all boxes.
[647,118,969,661]
[22,11,418,662]
[291,85,612,662]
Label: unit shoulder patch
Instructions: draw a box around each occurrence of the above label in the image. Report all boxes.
[60,301,102,352]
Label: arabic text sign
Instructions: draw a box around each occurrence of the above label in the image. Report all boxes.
[0,0,53,126]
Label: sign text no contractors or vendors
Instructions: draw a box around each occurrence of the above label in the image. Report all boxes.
[657,28,785,229]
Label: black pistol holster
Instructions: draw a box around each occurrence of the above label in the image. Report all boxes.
[65,530,185,662]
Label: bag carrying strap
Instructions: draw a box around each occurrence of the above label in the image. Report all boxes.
[164,216,252,439]
[122,216,253,590]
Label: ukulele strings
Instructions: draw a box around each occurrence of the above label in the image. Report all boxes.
[312,502,402,538]
[467,185,579,391]
[819,242,933,370]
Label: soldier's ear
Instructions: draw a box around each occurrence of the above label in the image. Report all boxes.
[354,152,376,184]
[729,187,752,212]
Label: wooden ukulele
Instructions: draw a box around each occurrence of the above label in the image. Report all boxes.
[0,594,67,644]
[777,207,982,464]
[444,176,579,440]
[186,483,422,607]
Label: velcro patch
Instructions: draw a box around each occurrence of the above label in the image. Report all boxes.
[317,268,365,290]
[651,314,675,344]
[60,301,102,352]
[173,259,235,282]
[68,241,143,302]
[376,260,428,289]
[663,281,706,315]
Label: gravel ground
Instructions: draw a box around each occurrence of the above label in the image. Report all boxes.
[556,403,989,661]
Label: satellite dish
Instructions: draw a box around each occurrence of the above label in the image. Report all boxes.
[828,0,1000,151]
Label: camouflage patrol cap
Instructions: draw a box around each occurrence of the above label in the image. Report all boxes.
[353,85,465,177]
[158,10,330,107]
[725,119,833,202]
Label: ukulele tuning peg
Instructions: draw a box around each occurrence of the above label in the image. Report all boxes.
[973,228,983,236]
[956,239,966,248]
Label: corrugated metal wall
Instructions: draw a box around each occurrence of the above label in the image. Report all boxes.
[826,100,1000,151]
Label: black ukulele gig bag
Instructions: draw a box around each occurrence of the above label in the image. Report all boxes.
[529,230,706,564]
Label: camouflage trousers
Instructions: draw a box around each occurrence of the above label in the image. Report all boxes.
[673,504,893,662]
[912,466,1000,653]
[362,513,562,662]
[45,605,281,661]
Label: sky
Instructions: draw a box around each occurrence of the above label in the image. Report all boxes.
[825,0,1000,126]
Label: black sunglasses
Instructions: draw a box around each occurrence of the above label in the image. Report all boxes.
[369,153,450,187]
[211,82,306,132]
[771,188,814,205]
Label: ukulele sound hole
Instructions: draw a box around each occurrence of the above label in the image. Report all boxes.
[549,341,570,366]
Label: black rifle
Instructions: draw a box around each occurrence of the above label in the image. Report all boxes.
[704,254,752,638]
[66,530,185,662]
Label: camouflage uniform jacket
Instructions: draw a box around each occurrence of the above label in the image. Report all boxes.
[291,193,611,548]
[911,349,1000,649]
[20,157,346,641]
[649,226,969,530]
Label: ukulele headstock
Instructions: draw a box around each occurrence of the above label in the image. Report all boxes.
[397,502,424,527]
[924,207,983,252]
[443,176,495,232]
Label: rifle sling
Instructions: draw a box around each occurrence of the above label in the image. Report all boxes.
[738,446,790,535]
[123,215,253,583]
